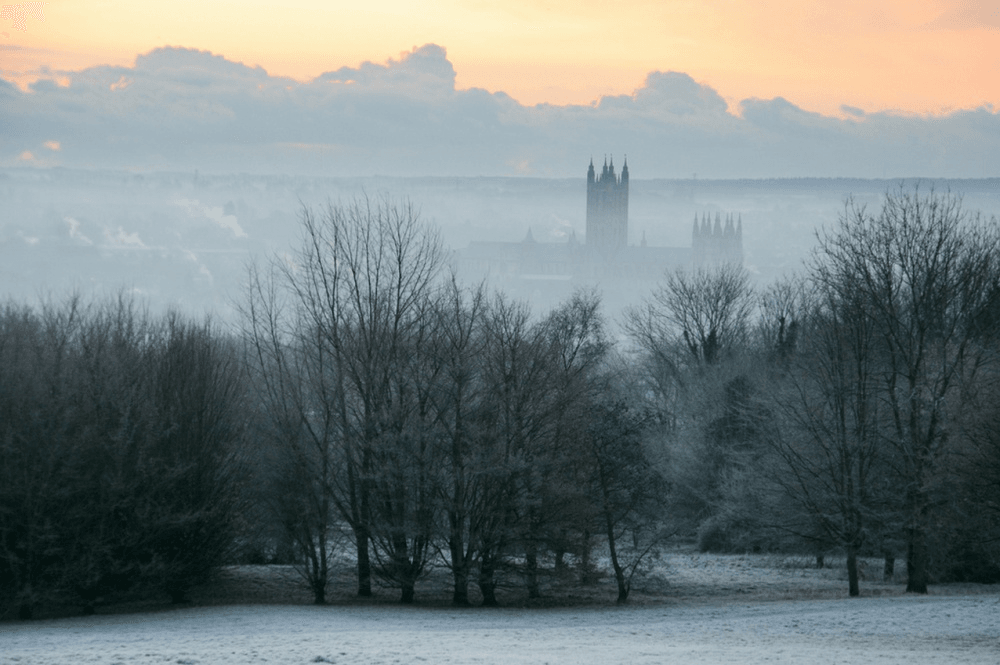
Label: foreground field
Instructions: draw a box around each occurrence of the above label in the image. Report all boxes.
[2,549,998,664]
[3,595,998,664]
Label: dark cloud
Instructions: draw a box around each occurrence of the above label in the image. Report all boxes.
[1,44,998,178]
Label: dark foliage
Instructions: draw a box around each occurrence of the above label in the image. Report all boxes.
[0,297,246,619]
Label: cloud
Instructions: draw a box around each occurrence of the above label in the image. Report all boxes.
[1,44,998,178]
[43,139,59,150]
[316,44,457,97]
[599,72,729,116]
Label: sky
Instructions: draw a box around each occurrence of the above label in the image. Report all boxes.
[1,1,999,177]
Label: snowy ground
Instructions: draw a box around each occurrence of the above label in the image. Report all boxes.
[3,549,999,664]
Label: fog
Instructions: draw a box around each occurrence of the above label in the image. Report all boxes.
[2,165,998,321]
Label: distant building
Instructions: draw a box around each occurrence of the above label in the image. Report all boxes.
[586,156,629,251]
[455,159,743,301]
[692,212,743,266]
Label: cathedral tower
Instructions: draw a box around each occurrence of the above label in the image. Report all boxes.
[692,212,744,266]
[586,156,629,250]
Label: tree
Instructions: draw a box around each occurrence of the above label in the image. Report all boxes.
[425,278,489,606]
[767,278,888,597]
[241,262,343,604]
[474,293,556,604]
[625,265,759,547]
[0,296,246,618]
[141,313,248,604]
[811,186,1000,593]
[624,265,757,519]
[584,394,667,603]
[0,299,81,619]
[627,263,755,367]
[757,276,807,363]
[241,195,445,603]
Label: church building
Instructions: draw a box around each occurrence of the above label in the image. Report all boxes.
[455,158,744,304]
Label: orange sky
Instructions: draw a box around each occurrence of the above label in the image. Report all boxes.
[1,0,998,116]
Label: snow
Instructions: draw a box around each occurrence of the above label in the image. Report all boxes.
[3,595,998,664]
[3,551,999,664]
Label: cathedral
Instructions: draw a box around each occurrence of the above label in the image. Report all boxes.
[456,159,744,300]
[586,156,629,251]
[692,212,744,266]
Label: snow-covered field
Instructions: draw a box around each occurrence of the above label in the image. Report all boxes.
[3,550,998,664]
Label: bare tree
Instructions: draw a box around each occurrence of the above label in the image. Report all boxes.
[812,186,1000,593]
[627,264,755,367]
[474,293,557,604]
[425,277,488,606]
[767,278,888,597]
[242,195,444,603]
[757,276,807,362]
[241,261,343,604]
[584,394,667,603]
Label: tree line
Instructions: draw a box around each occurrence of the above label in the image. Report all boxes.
[0,298,245,619]
[629,187,1000,597]
[238,197,664,605]
[3,186,999,618]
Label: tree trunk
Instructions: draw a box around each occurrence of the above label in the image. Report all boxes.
[478,555,498,607]
[816,555,825,569]
[846,546,859,597]
[554,548,566,573]
[169,584,189,604]
[312,582,327,605]
[449,507,470,606]
[355,529,372,597]
[525,539,539,599]
[451,561,470,606]
[883,552,895,581]
[606,516,628,603]
[310,545,328,605]
[579,529,594,585]
[906,527,929,593]
[400,584,415,604]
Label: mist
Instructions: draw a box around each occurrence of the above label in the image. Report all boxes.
[3,164,998,322]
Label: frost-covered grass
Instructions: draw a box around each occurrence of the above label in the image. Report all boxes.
[2,546,998,664]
